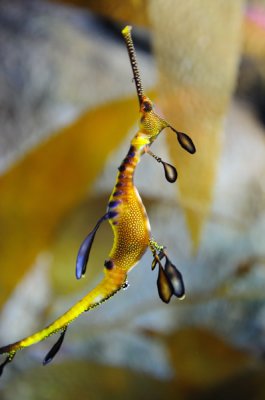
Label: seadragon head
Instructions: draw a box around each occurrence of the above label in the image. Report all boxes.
[139,95,167,142]
[122,26,196,155]
[138,95,196,155]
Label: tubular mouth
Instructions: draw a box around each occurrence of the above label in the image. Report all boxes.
[122,25,144,106]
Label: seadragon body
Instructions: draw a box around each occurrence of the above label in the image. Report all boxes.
[0,26,195,375]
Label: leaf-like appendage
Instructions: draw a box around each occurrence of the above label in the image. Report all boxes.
[151,257,158,270]
[164,258,185,299]
[76,213,108,279]
[0,356,11,377]
[161,161,178,183]
[76,230,97,279]
[43,328,67,366]
[176,131,196,154]
[157,264,173,303]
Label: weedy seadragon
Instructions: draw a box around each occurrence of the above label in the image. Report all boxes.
[0,26,196,376]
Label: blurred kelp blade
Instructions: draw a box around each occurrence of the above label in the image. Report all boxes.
[0,97,138,306]
[165,327,254,391]
[148,0,244,249]
[52,0,149,26]
[0,360,173,399]
[0,330,258,399]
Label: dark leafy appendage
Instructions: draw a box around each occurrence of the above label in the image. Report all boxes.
[76,213,108,279]
[164,258,185,299]
[43,328,67,366]
[170,126,196,154]
[0,356,13,377]
[147,150,178,183]
[161,160,178,183]
[157,263,173,303]
[151,248,185,303]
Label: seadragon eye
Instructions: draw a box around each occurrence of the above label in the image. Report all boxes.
[142,101,152,112]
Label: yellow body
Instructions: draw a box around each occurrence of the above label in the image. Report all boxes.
[108,183,150,271]
[108,148,149,270]
[107,95,169,269]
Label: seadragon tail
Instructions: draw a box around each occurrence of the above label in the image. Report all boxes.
[0,268,127,374]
